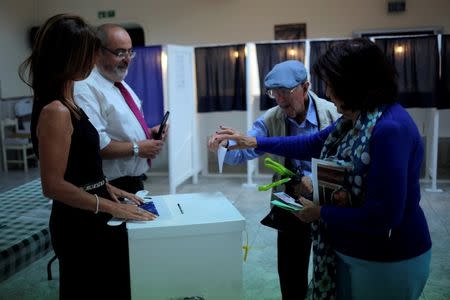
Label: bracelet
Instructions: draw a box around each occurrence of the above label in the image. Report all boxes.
[94,194,99,214]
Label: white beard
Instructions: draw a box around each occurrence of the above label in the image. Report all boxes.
[113,67,128,81]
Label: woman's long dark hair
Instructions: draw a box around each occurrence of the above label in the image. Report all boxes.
[19,14,99,154]
[313,38,398,112]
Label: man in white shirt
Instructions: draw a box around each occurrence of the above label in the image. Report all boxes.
[74,24,165,193]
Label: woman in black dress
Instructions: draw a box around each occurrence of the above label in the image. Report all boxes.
[19,14,156,300]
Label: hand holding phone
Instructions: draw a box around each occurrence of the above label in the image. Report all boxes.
[153,111,169,140]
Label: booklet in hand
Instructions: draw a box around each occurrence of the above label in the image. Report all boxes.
[312,158,352,206]
[270,191,303,212]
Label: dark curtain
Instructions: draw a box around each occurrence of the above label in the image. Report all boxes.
[195,45,246,112]
[439,35,450,109]
[375,36,439,108]
[255,42,306,110]
[309,40,346,99]
[125,46,164,127]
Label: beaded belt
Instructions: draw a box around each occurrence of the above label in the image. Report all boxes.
[82,178,107,191]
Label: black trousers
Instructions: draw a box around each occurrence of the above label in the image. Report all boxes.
[277,219,312,300]
[109,174,146,194]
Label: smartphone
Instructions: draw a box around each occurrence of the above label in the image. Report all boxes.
[153,111,169,140]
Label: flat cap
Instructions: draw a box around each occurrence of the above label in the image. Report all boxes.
[264,60,307,89]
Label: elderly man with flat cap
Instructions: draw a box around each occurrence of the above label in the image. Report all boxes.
[208,60,340,299]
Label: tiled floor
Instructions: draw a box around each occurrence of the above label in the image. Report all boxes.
[0,168,40,193]
[0,168,449,299]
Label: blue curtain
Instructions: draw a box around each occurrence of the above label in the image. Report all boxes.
[375,36,439,108]
[125,45,164,127]
[255,42,306,110]
[195,44,247,112]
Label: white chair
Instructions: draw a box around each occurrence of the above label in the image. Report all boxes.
[0,118,36,172]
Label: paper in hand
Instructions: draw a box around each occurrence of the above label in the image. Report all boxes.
[270,200,302,212]
[217,145,228,173]
[273,192,303,208]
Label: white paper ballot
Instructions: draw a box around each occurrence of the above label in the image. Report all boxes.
[217,145,228,173]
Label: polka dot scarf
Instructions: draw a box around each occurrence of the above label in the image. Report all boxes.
[311,106,385,300]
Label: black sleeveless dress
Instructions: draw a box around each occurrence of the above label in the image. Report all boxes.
[46,109,131,300]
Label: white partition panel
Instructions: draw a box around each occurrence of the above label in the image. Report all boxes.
[243,43,257,187]
[165,45,198,194]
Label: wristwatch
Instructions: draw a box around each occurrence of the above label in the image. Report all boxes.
[132,142,139,157]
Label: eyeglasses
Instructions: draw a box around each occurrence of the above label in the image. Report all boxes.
[266,85,299,100]
[102,46,136,59]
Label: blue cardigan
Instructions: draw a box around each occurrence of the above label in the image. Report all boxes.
[256,103,431,261]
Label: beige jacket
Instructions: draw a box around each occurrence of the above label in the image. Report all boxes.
[262,91,341,197]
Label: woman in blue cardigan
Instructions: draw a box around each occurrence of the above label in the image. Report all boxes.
[213,38,431,300]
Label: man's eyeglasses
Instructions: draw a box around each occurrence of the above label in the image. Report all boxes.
[266,85,299,100]
[102,46,136,59]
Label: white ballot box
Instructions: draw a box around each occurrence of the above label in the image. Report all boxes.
[127,192,246,300]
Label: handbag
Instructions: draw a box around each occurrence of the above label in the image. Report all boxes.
[260,205,305,232]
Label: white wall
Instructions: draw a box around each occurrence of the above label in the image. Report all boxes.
[0,0,35,98]
[1,0,450,175]
[34,0,450,45]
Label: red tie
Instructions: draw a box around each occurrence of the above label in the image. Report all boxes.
[114,82,152,166]
[115,82,151,140]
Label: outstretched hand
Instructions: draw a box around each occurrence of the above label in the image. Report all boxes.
[212,125,257,151]
[207,133,228,152]
[207,125,233,152]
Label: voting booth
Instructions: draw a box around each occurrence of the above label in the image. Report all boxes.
[127,192,246,300]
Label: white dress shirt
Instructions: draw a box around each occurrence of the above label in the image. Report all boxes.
[74,67,149,180]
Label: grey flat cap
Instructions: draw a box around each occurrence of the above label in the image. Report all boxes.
[264,60,307,89]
